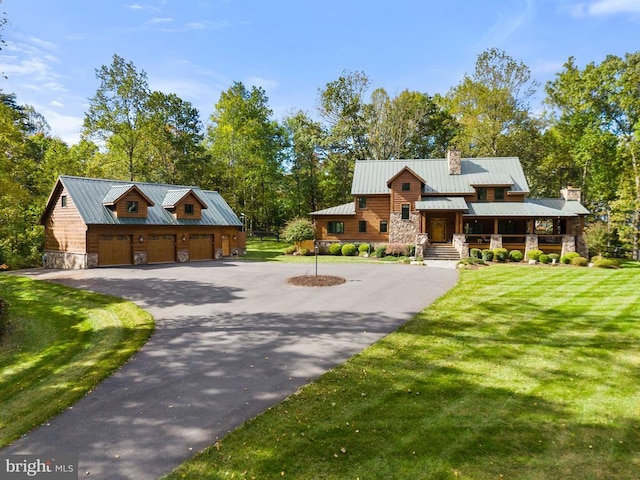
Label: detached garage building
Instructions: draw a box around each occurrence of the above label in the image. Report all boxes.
[41,176,246,269]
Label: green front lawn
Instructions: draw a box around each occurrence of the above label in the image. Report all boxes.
[165,264,640,479]
[0,275,154,446]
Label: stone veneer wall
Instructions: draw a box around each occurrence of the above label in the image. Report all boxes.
[389,212,420,244]
[44,251,88,269]
[524,235,538,258]
[133,251,147,266]
[177,249,189,263]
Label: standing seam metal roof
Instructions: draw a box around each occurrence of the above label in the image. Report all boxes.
[351,157,530,195]
[58,176,241,226]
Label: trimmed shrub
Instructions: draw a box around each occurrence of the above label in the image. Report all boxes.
[560,252,580,264]
[470,248,482,259]
[358,243,371,255]
[548,253,560,263]
[328,243,342,256]
[408,244,416,257]
[298,248,310,256]
[527,249,543,261]
[283,245,297,255]
[571,256,589,266]
[539,254,551,264]
[493,248,508,262]
[281,217,314,244]
[592,255,619,269]
[374,245,387,258]
[509,250,523,262]
[482,249,494,262]
[341,243,358,256]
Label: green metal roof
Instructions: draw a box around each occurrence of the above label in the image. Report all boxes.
[54,176,241,226]
[415,197,468,210]
[466,199,588,217]
[351,157,529,195]
[311,202,356,216]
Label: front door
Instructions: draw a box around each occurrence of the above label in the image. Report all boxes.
[222,235,230,256]
[430,218,447,243]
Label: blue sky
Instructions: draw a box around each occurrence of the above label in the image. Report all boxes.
[1,0,639,145]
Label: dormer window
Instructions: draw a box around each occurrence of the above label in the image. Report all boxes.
[185,203,194,215]
[402,182,410,191]
[495,187,506,201]
[477,188,488,202]
[127,201,139,213]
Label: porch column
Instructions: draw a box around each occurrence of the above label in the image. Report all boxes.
[525,234,538,258]
[490,235,502,250]
[561,235,576,257]
[494,218,499,234]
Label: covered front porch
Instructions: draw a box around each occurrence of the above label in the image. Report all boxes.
[415,211,586,260]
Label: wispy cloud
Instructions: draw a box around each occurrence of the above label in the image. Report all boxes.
[246,76,279,91]
[148,17,173,24]
[481,0,534,47]
[566,0,640,17]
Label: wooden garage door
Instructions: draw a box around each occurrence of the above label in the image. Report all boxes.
[98,235,132,266]
[189,234,213,261]
[148,234,176,263]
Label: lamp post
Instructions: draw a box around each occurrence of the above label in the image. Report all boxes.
[240,213,245,232]
[314,241,319,277]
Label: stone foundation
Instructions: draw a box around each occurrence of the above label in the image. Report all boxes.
[44,251,88,269]
[177,249,189,263]
[133,251,147,266]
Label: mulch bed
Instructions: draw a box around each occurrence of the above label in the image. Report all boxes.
[287,275,346,287]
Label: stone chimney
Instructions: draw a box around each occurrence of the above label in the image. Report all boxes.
[447,148,462,175]
[560,186,581,201]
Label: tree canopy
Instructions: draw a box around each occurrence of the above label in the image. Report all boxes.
[4,44,640,267]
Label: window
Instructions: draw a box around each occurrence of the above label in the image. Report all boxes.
[185,203,194,215]
[495,187,506,201]
[402,182,411,191]
[328,221,344,234]
[477,187,488,201]
[380,221,388,233]
[61,195,67,208]
[127,201,139,213]
[358,197,367,209]
[401,204,410,220]
[359,220,367,233]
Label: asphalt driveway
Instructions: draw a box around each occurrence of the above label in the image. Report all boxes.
[3,260,458,479]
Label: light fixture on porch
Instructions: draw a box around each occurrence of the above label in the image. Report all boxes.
[139,235,144,243]
[182,235,186,242]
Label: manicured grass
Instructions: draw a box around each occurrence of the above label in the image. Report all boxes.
[164,265,640,480]
[0,275,154,447]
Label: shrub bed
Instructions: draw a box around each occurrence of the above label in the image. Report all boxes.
[482,249,494,262]
[470,248,482,259]
[358,243,371,255]
[374,245,387,258]
[561,252,580,264]
[592,255,620,268]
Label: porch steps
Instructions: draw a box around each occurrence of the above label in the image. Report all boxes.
[423,243,461,261]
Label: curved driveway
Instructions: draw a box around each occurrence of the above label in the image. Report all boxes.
[4,260,458,479]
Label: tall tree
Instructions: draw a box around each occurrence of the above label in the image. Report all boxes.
[206,82,286,231]
[546,53,640,259]
[283,111,325,216]
[143,91,208,185]
[366,88,458,160]
[445,48,539,157]
[83,54,151,181]
[317,70,370,205]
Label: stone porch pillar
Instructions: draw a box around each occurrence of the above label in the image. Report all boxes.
[525,234,538,258]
